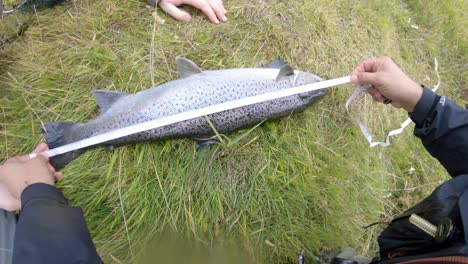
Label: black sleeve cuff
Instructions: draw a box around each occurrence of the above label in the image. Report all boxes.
[410,86,439,127]
[21,183,68,209]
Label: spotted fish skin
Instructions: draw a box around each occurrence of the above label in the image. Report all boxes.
[44,57,326,169]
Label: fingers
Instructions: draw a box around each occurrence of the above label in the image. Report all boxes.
[34,155,62,180]
[32,153,50,165]
[160,0,227,24]
[30,154,51,167]
[48,163,56,173]
[29,157,57,185]
[34,143,48,153]
[354,57,394,74]
[53,172,63,181]
[197,2,220,24]
[17,154,32,162]
[351,58,377,84]
[186,0,223,24]
[17,143,49,162]
[159,1,192,22]
[17,143,63,181]
[368,87,396,106]
[368,87,385,103]
[351,71,378,85]
[352,58,377,74]
[209,0,227,22]
[31,146,59,177]
[360,58,381,73]
[30,144,62,179]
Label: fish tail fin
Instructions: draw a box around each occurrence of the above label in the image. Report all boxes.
[43,122,84,170]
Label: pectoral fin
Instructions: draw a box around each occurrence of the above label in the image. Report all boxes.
[104,145,114,152]
[194,136,220,151]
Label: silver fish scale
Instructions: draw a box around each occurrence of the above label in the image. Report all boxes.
[72,68,325,146]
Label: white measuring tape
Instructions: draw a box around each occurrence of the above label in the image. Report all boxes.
[29,75,352,159]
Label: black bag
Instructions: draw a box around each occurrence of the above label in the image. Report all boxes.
[372,174,468,264]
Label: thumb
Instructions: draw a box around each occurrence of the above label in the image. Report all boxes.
[355,72,379,86]
[159,2,192,22]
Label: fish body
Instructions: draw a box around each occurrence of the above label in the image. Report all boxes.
[45,57,326,169]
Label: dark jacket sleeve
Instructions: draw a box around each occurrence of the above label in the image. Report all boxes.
[13,183,102,264]
[410,86,468,177]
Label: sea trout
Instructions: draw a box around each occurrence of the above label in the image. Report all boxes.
[44,57,326,169]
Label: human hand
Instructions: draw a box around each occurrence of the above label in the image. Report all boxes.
[156,0,227,24]
[351,57,423,112]
[0,143,63,211]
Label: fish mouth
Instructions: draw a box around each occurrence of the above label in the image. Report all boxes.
[299,88,327,102]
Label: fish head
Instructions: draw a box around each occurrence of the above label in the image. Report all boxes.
[293,71,327,104]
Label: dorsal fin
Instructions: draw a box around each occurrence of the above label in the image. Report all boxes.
[92,90,129,115]
[276,65,295,81]
[266,59,286,69]
[176,56,202,78]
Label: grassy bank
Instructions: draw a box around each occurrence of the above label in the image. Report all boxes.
[0,0,466,262]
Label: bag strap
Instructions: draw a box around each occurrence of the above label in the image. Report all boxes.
[459,188,468,243]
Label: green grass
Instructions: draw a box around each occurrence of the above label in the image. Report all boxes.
[0,0,466,263]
